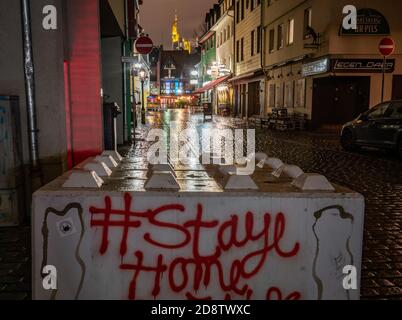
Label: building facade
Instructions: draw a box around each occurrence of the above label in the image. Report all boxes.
[195,1,236,115]
[232,0,265,118]
[264,0,402,128]
[212,0,235,115]
[0,0,144,220]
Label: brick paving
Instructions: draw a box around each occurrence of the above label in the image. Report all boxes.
[0,110,401,300]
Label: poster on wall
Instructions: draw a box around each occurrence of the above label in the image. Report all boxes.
[275,83,284,108]
[284,81,294,108]
[294,79,306,108]
[268,84,276,108]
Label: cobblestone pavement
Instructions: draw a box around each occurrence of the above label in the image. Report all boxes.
[1,109,401,300]
[0,226,31,300]
[251,128,402,300]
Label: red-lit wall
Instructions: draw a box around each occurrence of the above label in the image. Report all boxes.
[66,0,103,166]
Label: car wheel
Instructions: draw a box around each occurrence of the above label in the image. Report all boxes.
[341,130,358,151]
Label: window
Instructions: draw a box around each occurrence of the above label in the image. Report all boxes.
[236,40,240,62]
[304,8,312,39]
[389,102,402,119]
[251,0,254,11]
[287,19,294,45]
[241,0,245,20]
[277,24,284,50]
[236,1,240,23]
[251,30,255,56]
[241,37,244,61]
[269,29,275,53]
[366,103,391,119]
[257,26,261,53]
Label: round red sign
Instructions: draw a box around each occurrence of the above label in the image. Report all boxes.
[379,38,395,57]
[135,36,154,55]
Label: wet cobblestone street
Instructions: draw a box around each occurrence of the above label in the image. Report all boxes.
[1,110,401,300]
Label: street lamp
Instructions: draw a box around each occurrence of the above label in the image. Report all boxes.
[139,69,147,125]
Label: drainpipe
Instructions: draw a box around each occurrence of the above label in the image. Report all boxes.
[260,0,265,71]
[21,0,42,182]
[123,0,129,142]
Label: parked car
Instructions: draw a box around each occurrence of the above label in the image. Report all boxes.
[341,100,402,158]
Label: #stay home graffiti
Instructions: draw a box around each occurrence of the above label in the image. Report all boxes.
[89,193,301,300]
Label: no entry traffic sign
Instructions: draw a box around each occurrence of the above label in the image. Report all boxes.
[379,38,395,57]
[135,36,154,55]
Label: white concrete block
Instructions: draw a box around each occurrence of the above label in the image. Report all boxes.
[83,161,112,178]
[102,150,123,162]
[292,173,335,191]
[255,152,268,163]
[95,155,118,169]
[273,165,305,179]
[62,170,104,189]
[148,163,177,178]
[224,175,259,190]
[144,172,180,190]
[265,158,284,170]
[218,165,237,176]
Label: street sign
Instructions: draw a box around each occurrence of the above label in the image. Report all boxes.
[135,36,154,55]
[379,37,395,57]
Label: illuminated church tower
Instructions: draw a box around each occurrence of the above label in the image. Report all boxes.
[171,13,180,50]
[171,12,192,54]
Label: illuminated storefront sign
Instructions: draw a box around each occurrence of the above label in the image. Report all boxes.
[302,58,330,77]
[332,59,395,73]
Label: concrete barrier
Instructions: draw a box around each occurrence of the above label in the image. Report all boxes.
[32,153,364,300]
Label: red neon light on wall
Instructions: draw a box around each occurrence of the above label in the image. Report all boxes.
[67,0,103,165]
[64,61,73,169]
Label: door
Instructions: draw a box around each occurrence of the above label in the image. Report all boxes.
[241,84,247,118]
[392,75,402,100]
[312,77,370,128]
[247,81,261,117]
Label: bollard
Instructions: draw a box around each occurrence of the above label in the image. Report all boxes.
[83,160,113,178]
[62,170,104,189]
[95,155,118,169]
[144,172,180,190]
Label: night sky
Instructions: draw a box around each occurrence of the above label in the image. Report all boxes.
[140,0,217,48]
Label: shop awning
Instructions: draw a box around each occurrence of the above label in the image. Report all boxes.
[192,75,231,95]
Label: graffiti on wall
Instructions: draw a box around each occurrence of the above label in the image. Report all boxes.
[41,203,86,300]
[39,192,361,300]
[88,193,301,300]
[312,205,355,300]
